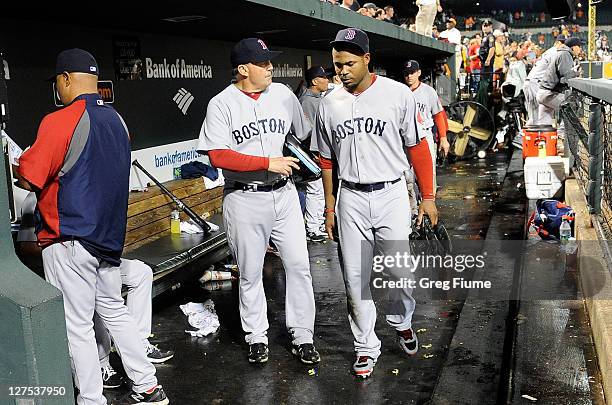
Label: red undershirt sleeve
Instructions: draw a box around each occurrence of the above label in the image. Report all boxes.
[406,139,435,200]
[319,155,334,170]
[433,111,448,138]
[208,149,270,172]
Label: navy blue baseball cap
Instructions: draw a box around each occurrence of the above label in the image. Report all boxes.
[230,38,282,68]
[403,60,420,75]
[565,37,584,47]
[330,28,370,54]
[305,66,327,83]
[49,48,99,81]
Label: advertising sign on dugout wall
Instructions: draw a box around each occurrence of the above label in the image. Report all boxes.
[0,18,335,217]
[0,19,332,154]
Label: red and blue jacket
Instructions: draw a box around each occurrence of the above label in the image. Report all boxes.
[18,93,131,266]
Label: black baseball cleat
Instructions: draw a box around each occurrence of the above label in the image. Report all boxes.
[145,343,175,364]
[248,343,269,363]
[111,385,169,405]
[291,343,321,364]
[306,231,326,243]
[101,364,123,389]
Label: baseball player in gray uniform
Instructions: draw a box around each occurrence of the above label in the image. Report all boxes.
[16,192,174,391]
[197,38,320,365]
[403,59,449,209]
[536,37,583,145]
[299,66,330,242]
[522,35,566,125]
[316,28,438,378]
[95,259,175,389]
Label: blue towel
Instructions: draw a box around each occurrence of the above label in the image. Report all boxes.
[181,161,219,181]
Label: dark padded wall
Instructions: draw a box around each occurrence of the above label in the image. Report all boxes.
[0,19,333,150]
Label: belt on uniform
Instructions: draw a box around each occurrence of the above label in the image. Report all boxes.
[343,178,401,192]
[232,178,288,192]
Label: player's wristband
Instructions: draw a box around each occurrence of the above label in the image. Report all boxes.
[325,207,335,214]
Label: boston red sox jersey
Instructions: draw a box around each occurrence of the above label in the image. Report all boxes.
[315,76,425,183]
[197,82,311,184]
[412,82,443,131]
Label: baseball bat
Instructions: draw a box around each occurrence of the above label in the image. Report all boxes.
[132,159,211,234]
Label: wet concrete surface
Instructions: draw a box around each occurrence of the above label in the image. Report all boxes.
[509,201,605,405]
[102,151,550,404]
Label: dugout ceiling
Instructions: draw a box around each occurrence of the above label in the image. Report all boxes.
[3,0,453,61]
[0,0,453,150]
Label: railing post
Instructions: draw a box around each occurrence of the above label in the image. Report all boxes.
[587,99,603,214]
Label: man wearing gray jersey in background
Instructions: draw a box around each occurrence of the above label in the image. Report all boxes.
[536,37,583,159]
[522,35,566,126]
[299,66,330,243]
[197,38,320,365]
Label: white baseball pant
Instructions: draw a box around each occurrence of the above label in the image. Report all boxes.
[336,179,416,359]
[223,180,316,346]
[415,3,437,37]
[95,259,153,368]
[304,178,325,234]
[43,241,157,405]
[536,88,566,132]
[522,79,540,125]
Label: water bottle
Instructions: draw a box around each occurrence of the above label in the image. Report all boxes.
[170,209,181,234]
[559,216,571,243]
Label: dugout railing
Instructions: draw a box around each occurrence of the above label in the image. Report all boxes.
[561,78,612,240]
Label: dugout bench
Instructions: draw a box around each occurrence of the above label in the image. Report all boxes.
[122,178,230,298]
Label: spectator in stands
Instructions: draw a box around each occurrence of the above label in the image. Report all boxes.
[340,0,354,11]
[552,27,560,39]
[493,30,506,89]
[597,35,610,61]
[468,35,482,95]
[375,8,387,20]
[361,2,377,16]
[503,51,527,98]
[539,12,546,23]
[415,0,442,37]
[516,40,531,61]
[384,5,399,24]
[465,16,475,30]
[538,34,546,46]
[431,25,439,39]
[440,18,462,75]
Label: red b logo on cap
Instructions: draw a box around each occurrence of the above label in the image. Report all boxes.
[258,39,269,50]
[345,29,356,40]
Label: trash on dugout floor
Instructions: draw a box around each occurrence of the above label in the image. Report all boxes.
[180,300,221,337]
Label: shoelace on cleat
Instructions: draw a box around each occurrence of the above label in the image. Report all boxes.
[102,365,117,380]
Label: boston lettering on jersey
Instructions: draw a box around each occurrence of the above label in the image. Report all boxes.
[416,102,428,115]
[331,116,388,144]
[232,118,287,145]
